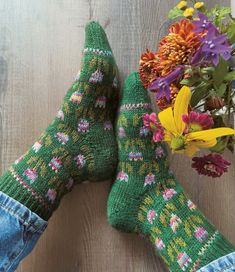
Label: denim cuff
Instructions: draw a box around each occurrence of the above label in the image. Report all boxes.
[198,251,235,272]
[0,191,47,234]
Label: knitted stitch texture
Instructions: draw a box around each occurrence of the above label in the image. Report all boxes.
[0,21,119,220]
[107,72,235,272]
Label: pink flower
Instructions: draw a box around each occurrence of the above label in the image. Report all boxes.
[46,189,57,203]
[118,127,126,138]
[155,147,165,158]
[194,227,208,243]
[144,174,155,186]
[162,188,177,200]
[66,178,74,191]
[143,113,164,142]
[192,153,231,178]
[147,209,157,224]
[182,112,214,133]
[155,238,165,251]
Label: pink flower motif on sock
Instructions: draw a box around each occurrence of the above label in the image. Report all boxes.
[95,96,107,108]
[78,119,89,133]
[147,209,157,224]
[89,70,103,84]
[177,252,192,271]
[170,213,182,233]
[194,227,208,242]
[66,178,74,191]
[117,171,129,182]
[187,200,196,210]
[74,154,86,169]
[56,110,64,120]
[155,238,165,251]
[49,157,62,173]
[23,168,38,183]
[32,141,42,153]
[144,174,155,186]
[54,132,69,145]
[70,91,83,105]
[155,146,165,158]
[118,127,126,138]
[46,189,57,204]
[162,188,177,200]
[104,121,113,131]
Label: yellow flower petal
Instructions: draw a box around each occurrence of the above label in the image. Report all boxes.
[173,86,191,134]
[159,107,178,135]
[187,128,235,142]
[164,131,172,142]
[184,143,200,156]
[194,139,217,148]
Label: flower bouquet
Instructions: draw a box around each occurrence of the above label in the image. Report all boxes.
[139,1,235,177]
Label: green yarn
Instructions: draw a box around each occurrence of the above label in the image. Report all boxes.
[107,72,235,271]
[0,21,119,220]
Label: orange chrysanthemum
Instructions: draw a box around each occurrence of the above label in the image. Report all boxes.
[139,19,202,90]
[156,19,202,76]
[139,49,160,88]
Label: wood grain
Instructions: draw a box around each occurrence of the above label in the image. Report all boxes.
[0,0,233,271]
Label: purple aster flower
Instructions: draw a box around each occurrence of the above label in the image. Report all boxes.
[193,13,217,33]
[191,29,232,66]
[149,66,184,101]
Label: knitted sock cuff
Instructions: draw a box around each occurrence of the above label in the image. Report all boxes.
[0,168,54,219]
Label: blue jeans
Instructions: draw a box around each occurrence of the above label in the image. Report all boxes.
[0,191,47,272]
[198,252,235,271]
[0,192,234,272]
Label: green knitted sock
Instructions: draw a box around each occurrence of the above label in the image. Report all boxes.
[107,72,235,271]
[0,21,119,220]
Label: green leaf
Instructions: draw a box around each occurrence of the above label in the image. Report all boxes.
[227,21,235,43]
[209,137,228,153]
[168,7,183,20]
[180,76,201,87]
[224,71,235,81]
[191,83,210,107]
[210,6,231,27]
[201,67,215,74]
[213,58,228,87]
[215,83,227,97]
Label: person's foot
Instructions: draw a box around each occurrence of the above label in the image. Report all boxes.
[0,21,119,220]
[108,72,235,271]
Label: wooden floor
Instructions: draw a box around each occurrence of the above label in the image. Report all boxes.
[0,0,234,271]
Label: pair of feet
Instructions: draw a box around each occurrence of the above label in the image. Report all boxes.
[0,21,157,224]
[0,21,234,271]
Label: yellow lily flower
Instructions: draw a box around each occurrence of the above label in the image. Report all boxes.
[158,86,235,156]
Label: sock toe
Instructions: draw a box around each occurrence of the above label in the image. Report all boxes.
[121,72,152,106]
[85,21,112,53]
